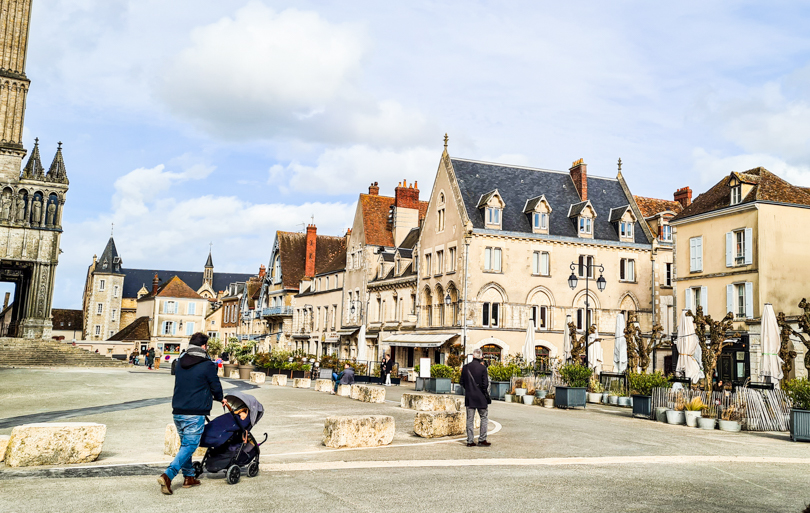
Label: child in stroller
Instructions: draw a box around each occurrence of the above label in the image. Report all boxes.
[193,391,267,484]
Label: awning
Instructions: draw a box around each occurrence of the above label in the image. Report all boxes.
[382,333,458,348]
[337,328,359,336]
[291,334,311,339]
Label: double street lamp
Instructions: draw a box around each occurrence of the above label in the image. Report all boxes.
[568,259,607,369]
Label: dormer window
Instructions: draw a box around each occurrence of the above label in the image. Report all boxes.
[524,195,551,235]
[620,221,633,239]
[569,200,596,239]
[730,185,742,205]
[661,224,672,242]
[609,205,636,242]
[478,189,505,230]
[486,207,500,225]
[534,213,548,231]
[579,217,592,235]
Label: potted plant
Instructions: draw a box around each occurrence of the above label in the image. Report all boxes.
[655,407,669,422]
[684,397,705,427]
[587,375,604,404]
[236,342,256,379]
[718,404,743,432]
[629,371,669,419]
[207,338,224,360]
[523,381,537,405]
[666,397,686,425]
[426,364,453,394]
[608,380,621,405]
[451,366,464,395]
[488,363,518,401]
[223,340,240,376]
[698,405,717,430]
[784,378,810,442]
[535,380,548,400]
[556,363,591,409]
[544,392,555,408]
[513,377,528,397]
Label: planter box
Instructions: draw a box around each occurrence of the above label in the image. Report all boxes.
[666,410,686,425]
[790,409,810,442]
[617,396,632,407]
[522,394,535,405]
[587,392,602,404]
[354,375,370,383]
[415,377,426,392]
[454,384,465,396]
[555,386,586,409]
[698,417,716,430]
[223,364,238,376]
[490,381,510,401]
[718,419,741,432]
[631,395,652,419]
[425,378,452,394]
[238,365,253,380]
[608,395,619,405]
[291,370,306,379]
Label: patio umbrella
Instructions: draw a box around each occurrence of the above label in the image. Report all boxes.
[563,321,572,361]
[356,323,367,363]
[761,303,784,382]
[523,320,535,366]
[614,313,627,373]
[588,331,604,375]
[675,310,704,383]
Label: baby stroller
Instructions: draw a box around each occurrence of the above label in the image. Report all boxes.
[192,391,267,485]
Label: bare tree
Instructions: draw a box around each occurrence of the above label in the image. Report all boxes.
[687,306,734,386]
[568,322,595,362]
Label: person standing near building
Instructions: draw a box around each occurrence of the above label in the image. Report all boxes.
[158,333,226,495]
[461,348,491,447]
[383,354,394,386]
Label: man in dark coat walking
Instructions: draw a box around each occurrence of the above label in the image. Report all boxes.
[460,348,490,447]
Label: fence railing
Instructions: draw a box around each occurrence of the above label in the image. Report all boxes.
[262,306,293,317]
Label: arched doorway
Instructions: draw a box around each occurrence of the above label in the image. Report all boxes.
[481,344,502,363]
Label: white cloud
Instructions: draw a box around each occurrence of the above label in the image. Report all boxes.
[692,147,810,187]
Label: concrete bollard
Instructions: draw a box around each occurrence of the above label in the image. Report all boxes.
[4,423,107,467]
[323,416,395,448]
[337,384,352,397]
[228,370,240,379]
[350,384,363,400]
[357,386,386,403]
[315,379,333,392]
[400,393,462,412]
[0,434,9,462]
[294,378,312,388]
[249,372,266,384]
[271,374,288,387]
[414,411,466,438]
[164,423,206,458]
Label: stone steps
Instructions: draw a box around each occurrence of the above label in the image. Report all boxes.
[0,338,128,367]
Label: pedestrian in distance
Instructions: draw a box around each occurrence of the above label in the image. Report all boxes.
[460,348,491,447]
[158,332,226,495]
[383,354,394,386]
[147,347,156,370]
[332,363,355,394]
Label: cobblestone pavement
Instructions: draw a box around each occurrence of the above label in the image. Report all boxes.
[1,367,809,512]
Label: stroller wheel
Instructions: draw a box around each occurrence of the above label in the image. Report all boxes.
[226,464,241,485]
[193,461,203,478]
[248,461,259,478]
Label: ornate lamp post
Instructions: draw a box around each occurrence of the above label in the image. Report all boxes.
[568,259,607,368]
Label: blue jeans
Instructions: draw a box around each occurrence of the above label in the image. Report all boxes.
[165,415,205,480]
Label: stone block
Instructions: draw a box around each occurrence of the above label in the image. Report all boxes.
[271,374,288,387]
[293,378,311,388]
[315,379,333,392]
[4,423,106,467]
[0,434,9,462]
[322,416,395,448]
[249,372,266,384]
[337,384,352,397]
[350,384,363,399]
[228,370,240,379]
[217,366,224,377]
[414,411,466,438]
[400,393,461,412]
[164,423,206,459]
[357,386,386,403]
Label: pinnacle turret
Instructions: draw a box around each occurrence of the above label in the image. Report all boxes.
[46,141,68,184]
[20,137,44,180]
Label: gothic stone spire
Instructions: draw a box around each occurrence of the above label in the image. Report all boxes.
[46,141,68,184]
[20,137,44,180]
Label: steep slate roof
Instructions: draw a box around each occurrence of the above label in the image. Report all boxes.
[108,316,151,341]
[51,309,83,330]
[139,275,203,301]
[451,158,649,244]
[359,194,429,247]
[608,205,631,223]
[634,196,683,218]
[95,237,123,274]
[119,269,253,299]
[672,167,810,221]
[399,227,420,250]
[277,231,347,289]
[205,251,214,268]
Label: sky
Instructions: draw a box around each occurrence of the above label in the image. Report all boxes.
[12,0,810,309]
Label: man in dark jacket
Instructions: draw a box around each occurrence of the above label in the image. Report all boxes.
[158,333,226,495]
[461,348,490,447]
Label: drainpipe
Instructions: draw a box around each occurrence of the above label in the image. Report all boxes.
[650,238,658,372]
[463,225,472,358]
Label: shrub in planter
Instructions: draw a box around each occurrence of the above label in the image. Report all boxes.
[430,364,454,379]
[684,397,705,427]
[718,404,743,432]
[559,363,592,388]
[627,371,670,397]
[784,378,810,442]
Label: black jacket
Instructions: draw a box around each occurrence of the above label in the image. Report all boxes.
[461,359,490,409]
[172,351,224,416]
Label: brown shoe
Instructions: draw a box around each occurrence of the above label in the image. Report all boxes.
[466,442,476,447]
[182,476,201,488]
[478,440,491,447]
[157,473,173,495]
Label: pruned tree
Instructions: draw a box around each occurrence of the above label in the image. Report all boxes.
[624,315,640,371]
[638,323,664,372]
[793,298,810,376]
[687,306,734,386]
[776,311,798,383]
[568,321,594,362]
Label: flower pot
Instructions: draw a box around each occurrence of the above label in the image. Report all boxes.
[515,388,527,397]
[698,417,717,430]
[425,378,452,394]
[490,381,510,401]
[238,365,253,380]
[655,407,669,422]
[609,395,619,405]
[535,390,548,400]
[504,394,514,403]
[555,386,587,409]
[522,394,535,405]
[587,392,602,404]
[543,398,554,408]
[454,384,465,395]
[790,409,810,442]
[684,410,702,427]
[666,409,686,425]
[223,363,238,376]
[632,395,652,419]
[617,396,631,407]
[718,419,741,432]
[601,392,609,403]
[415,377,425,391]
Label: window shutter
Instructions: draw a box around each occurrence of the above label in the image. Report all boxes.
[745,282,753,318]
[700,286,708,312]
[485,248,491,270]
[689,239,696,271]
[629,260,635,281]
[726,232,733,267]
[696,238,703,271]
[542,252,549,276]
[684,288,693,312]
[744,228,753,265]
[726,284,734,316]
[172,322,177,335]
[495,248,502,271]
[577,309,583,329]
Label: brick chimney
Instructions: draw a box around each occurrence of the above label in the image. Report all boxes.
[674,186,692,209]
[152,273,159,295]
[305,224,317,278]
[394,179,420,209]
[569,159,587,201]
[368,182,379,195]
[258,264,266,279]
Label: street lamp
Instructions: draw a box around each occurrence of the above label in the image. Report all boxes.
[444,293,451,306]
[568,259,606,369]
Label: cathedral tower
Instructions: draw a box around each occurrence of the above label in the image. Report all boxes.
[0,0,33,181]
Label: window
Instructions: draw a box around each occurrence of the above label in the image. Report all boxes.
[620,258,635,282]
[482,302,500,327]
[188,302,196,315]
[485,247,502,272]
[96,303,103,314]
[577,255,594,279]
[532,251,549,276]
[726,229,752,267]
[661,225,672,242]
[436,250,444,275]
[481,344,502,363]
[185,322,194,336]
[731,185,742,205]
[620,221,634,239]
[579,217,592,235]
[111,309,117,321]
[576,308,595,330]
[425,253,432,276]
[377,297,382,322]
[107,347,113,353]
[689,237,703,272]
[486,207,501,226]
[533,212,548,230]
[94,325,101,336]
[448,247,456,272]
[685,286,707,313]
[99,279,105,291]
[113,285,119,297]
[410,293,416,315]
[164,301,177,314]
[531,305,549,330]
[162,321,175,335]
[665,263,672,287]
[727,282,753,319]
[437,208,445,232]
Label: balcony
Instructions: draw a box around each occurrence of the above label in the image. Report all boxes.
[262,306,293,317]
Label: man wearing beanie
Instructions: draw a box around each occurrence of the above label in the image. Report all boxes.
[158,332,226,495]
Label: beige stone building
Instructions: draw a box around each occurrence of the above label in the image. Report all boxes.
[671,167,810,381]
[292,265,345,357]
[204,304,223,342]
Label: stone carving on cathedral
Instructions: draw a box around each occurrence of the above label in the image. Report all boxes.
[32,196,42,224]
[1,191,10,221]
[46,201,55,227]
[15,195,25,222]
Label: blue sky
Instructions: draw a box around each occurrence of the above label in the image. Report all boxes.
[15,1,810,309]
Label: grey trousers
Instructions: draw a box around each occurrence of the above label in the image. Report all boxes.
[466,407,488,443]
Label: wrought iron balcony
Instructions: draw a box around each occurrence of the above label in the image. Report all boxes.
[262,306,293,317]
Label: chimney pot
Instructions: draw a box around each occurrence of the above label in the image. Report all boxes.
[369,182,379,195]
[569,159,588,201]
[305,224,317,278]
[674,186,692,208]
[152,274,159,295]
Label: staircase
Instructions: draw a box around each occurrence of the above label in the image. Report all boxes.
[0,338,128,368]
